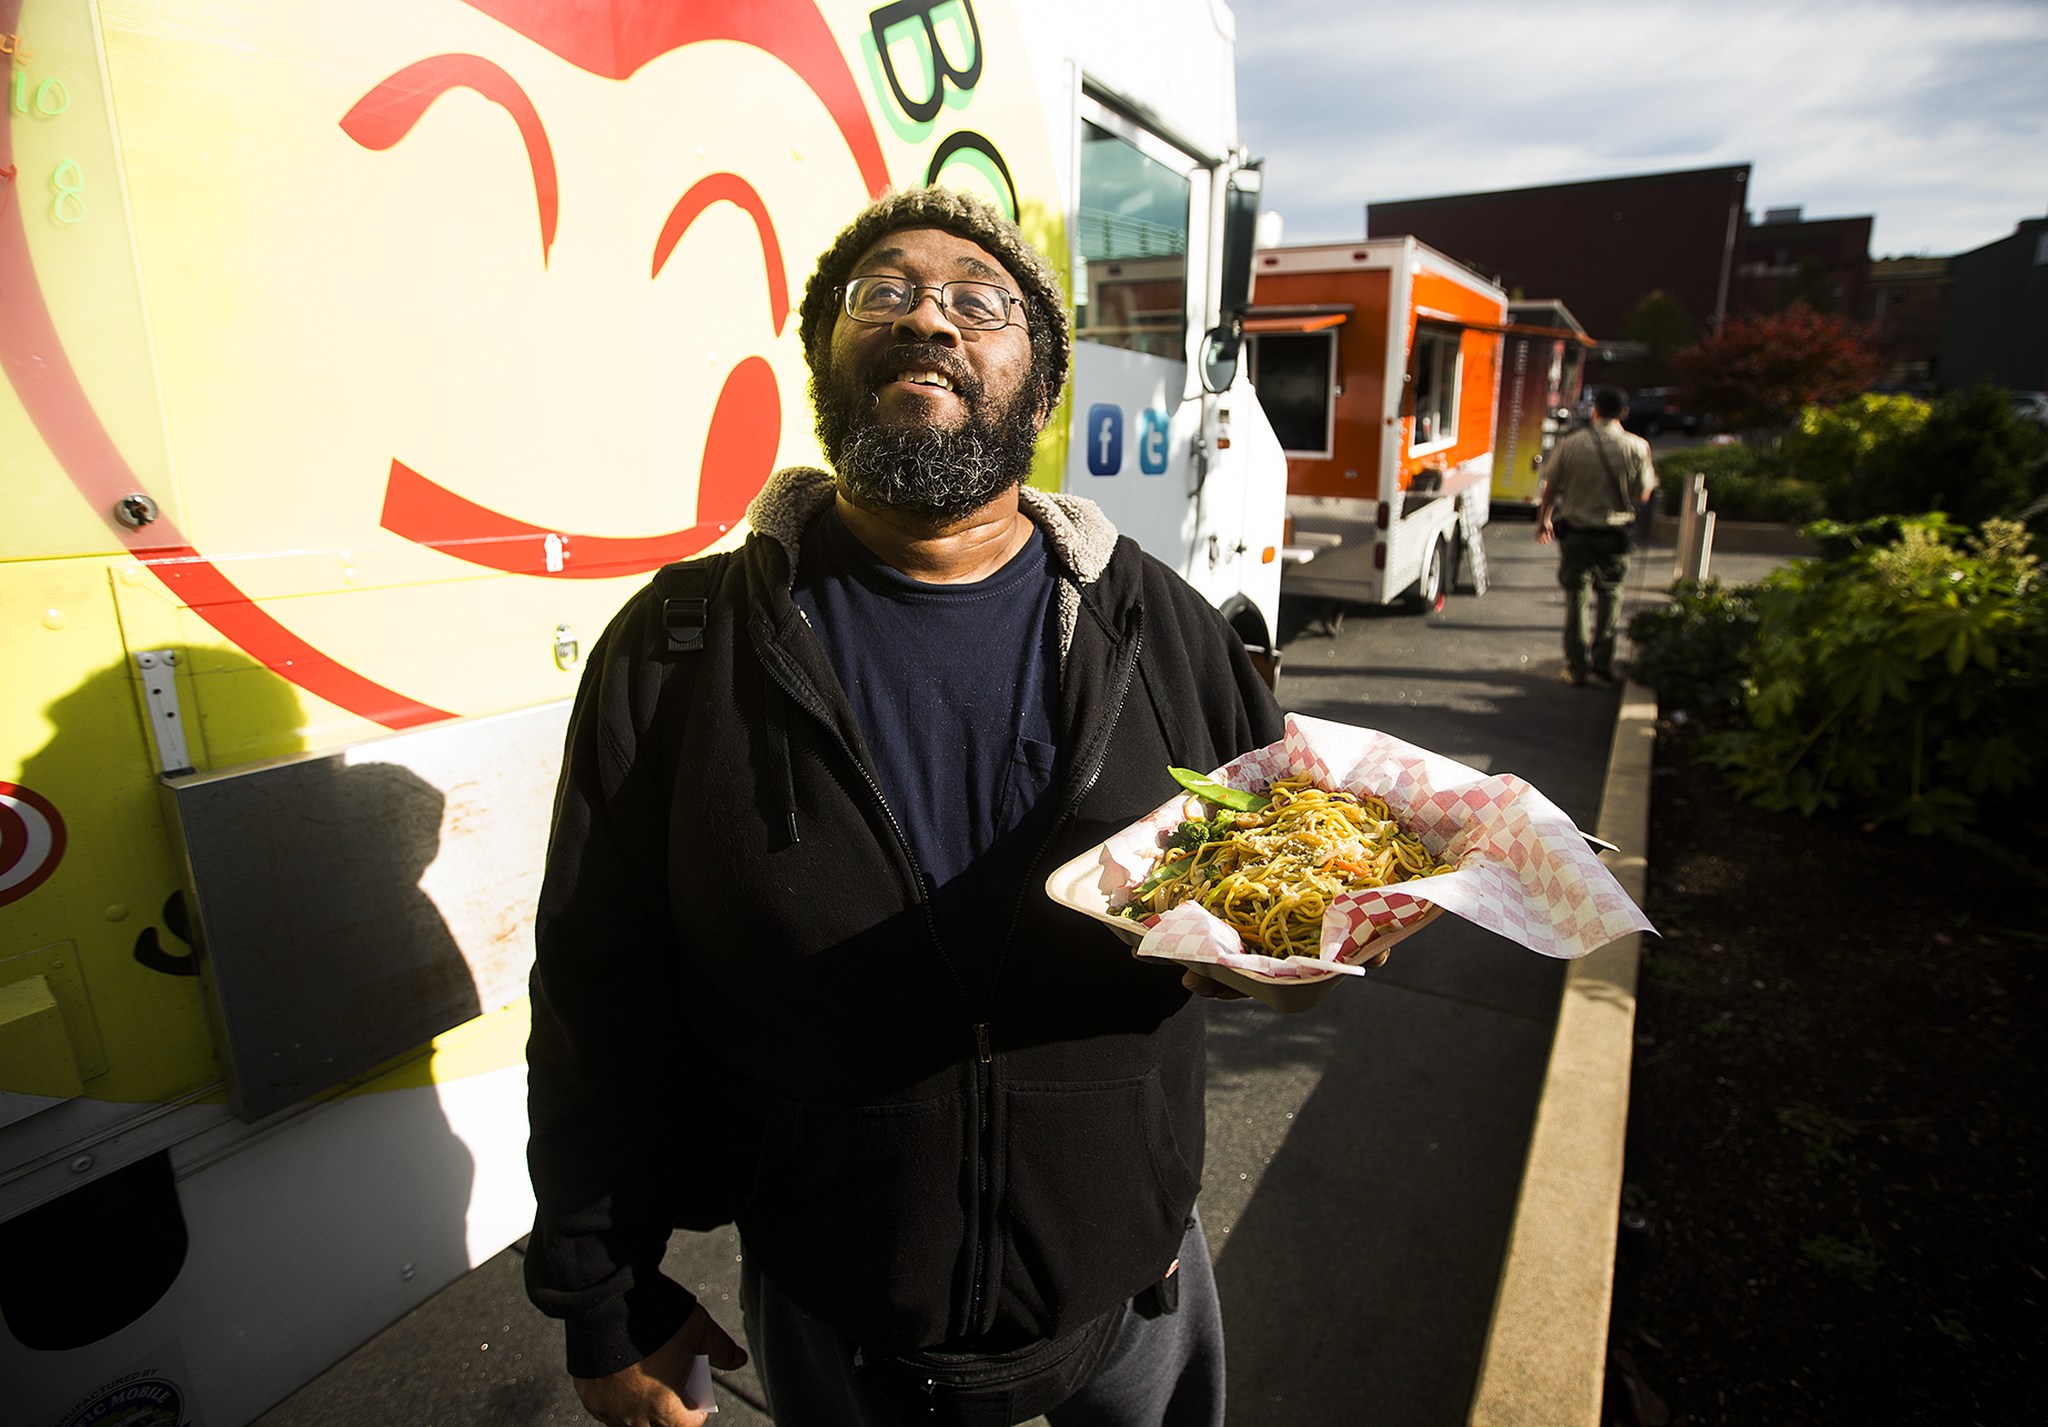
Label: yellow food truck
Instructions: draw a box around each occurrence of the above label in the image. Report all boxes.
[0,2,1283,1420]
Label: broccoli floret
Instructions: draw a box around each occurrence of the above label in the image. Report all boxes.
[1166,818,1212,853]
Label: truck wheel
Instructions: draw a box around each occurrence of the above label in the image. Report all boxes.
[1408,534,1449,614]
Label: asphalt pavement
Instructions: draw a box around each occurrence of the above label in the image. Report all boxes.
[255,513,1785,1427]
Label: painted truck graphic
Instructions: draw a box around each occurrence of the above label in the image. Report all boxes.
[0,1,1283,1421]
[1493,298,1594,507]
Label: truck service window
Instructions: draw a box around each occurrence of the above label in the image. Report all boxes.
[1075,117,1191,359]
[1411,326,1462,451]
[1249,331,1336,457]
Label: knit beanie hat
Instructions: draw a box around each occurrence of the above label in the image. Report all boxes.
[798,188,1071,412]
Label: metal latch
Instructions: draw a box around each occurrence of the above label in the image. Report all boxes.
[134,650,192,774]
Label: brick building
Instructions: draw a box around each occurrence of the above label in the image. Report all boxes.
[1864,256,1951,389]
[1730,207,1873,318]
[1367,166,1751,342]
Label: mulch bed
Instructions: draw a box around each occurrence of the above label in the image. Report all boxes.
[1604,721,2048,1426]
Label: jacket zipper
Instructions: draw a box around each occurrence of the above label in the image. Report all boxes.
[750,626,942,940]
[756,599,1147,1342]
[964,606,1145,1336]
[969,1020,994,1328]
[754,620,998,1338]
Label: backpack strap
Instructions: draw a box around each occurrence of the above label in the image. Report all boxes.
[663,562,711,652]
[645,554,730,799]
[1588,429,1633,516]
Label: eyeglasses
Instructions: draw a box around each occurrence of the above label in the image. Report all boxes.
[841,276,1025,331]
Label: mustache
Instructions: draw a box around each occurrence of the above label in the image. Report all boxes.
[861,341,980,401]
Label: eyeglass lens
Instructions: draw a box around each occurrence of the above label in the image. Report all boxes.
[845,277,1015,329]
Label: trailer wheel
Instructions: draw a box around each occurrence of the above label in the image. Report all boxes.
[1407,533,1450,614]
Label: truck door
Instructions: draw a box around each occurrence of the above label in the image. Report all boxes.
[1066,99,1281,652]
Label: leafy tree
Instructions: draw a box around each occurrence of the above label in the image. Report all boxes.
[1619,290,1695,386]
[1768,257,1841,314]
[1671,305,1882,436]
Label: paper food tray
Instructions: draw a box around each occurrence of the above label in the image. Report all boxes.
[1044,713,1654,1013]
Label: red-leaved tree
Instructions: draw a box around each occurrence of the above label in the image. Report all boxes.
[1672,305,1883,435]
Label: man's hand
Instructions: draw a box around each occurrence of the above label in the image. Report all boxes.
[573,1306,747,1427]
[1534,512,1556,546]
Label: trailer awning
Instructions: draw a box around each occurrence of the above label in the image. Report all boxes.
[1244,304,1351,333]
[1410,305,1596,346]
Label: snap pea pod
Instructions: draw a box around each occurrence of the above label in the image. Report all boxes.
[1131,851,1195,897]
[1167,765,1270,813]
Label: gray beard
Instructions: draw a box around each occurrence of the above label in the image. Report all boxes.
[813,362,1041,524]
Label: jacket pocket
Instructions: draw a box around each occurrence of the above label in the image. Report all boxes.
[735,1088,968,1346]
[996,735,1059,833]
[997,1070,1200,1328]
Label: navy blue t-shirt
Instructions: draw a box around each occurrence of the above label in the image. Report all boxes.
[793,509,1062,1003]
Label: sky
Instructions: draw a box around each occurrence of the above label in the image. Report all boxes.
[1231,0,2048,259]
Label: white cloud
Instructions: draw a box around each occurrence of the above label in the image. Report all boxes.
[1230,0,2048,255]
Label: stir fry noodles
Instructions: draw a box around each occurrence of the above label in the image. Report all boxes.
[1122,774,1454,959]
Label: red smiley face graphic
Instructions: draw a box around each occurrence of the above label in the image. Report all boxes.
[0,0,889,728]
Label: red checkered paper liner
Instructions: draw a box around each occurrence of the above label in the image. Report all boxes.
[1099,712,1653,981]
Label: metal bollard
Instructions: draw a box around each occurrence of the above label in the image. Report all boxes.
[1674,473,1709,582]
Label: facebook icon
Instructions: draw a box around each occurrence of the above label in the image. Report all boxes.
[1085,403,1123,475]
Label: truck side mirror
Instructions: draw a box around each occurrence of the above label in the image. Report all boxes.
[1203,164,1261,395]
[1201,315,1243,394]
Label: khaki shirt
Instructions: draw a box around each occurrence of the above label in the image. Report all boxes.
[1540,424,1656,529]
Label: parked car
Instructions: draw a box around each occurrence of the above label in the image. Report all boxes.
[2010,391,2048,429]
[1623,387,1696,437]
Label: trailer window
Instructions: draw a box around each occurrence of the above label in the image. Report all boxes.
[1075,118,1190,359]
[1248,331,1336,458]
[1411,326,1461,452]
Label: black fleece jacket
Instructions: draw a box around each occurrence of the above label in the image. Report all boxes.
[525,468,1283,1377]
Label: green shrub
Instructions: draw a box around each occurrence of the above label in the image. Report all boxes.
[1625,579,1760,723]
[1655,442,1827,524]
[1833,386,2048,529]
[1654,442,1774,514]
[1706,469,1831,525]
[1778,392,1931,501]
[1703,515,2048,832]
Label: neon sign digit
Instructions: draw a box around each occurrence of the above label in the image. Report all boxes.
[51,158,85,224]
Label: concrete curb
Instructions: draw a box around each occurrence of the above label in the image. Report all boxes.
[1465,680,1659,1426]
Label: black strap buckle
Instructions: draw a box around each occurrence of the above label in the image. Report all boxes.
[663,596,706,651]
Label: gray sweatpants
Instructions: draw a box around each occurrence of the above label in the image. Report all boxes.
[740,1216,1226,1427]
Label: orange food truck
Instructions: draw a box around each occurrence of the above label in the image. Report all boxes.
[1248,238,1507,612]
[1493,298,1594,507]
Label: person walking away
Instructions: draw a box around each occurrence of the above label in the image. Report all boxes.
[523,187,1283,1427]
[1535,386,1657,685]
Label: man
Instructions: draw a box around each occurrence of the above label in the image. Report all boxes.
[1535,386,1658,685]
[524,187,1283,1427]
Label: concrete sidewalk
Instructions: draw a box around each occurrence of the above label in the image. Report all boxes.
[254,525,1797,1427]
